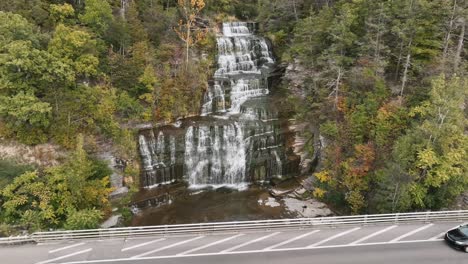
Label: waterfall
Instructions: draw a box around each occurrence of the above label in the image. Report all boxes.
[202,22,274,115]
[139,135,152,170]
[183,123,247,188]
[156,131,165,167]
[170,136,176,165]
[272,150,282,177]
[138,22,297,190]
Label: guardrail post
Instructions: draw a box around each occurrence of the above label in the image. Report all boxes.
[425,211,430,223]
[395,213,399,224]
[364,215,368,226]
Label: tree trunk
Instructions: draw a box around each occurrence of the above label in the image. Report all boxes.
[442,0,457,61]
[399,39,412,103]
[454,18,465,71]
[374,2,384,64]
[120,0,127,20]
[186,22,191,70]
[394,40,404,81]
[292,0,299,21]
[334,67,342,110]
[54,91,59,114]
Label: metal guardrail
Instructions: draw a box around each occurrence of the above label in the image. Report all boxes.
[1,210,467,244]
[0,235,33,245]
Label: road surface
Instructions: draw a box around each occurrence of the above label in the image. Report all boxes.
[0,221,466,264]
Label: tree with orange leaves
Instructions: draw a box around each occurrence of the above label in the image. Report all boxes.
[342,143,375,214]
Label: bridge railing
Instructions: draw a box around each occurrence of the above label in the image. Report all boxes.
[1,210,467,244]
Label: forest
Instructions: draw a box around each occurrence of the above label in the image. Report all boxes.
[0,0,466,233]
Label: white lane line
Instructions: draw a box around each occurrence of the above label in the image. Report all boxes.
[307,227,360,248]
[130,236,204,258]
[48,242,86,254]
[121,238,166,252]
[221,232,281,253]
[349,225,397,245]
[264,230,320,250]
[36,248,92,264]
[55,239,444,264]
[390,223,433,242]
[429,231,446,241]
[177,234,244,255]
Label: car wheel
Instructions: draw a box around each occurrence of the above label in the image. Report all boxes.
[465,246,468,253]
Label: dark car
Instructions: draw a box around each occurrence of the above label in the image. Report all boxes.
[445,224,468,252]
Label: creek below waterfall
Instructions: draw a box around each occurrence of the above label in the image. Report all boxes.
[132,22,319,225]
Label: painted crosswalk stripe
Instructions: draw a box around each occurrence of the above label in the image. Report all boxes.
[121,238,166,252]
[48,243,86,254]
[222,232,281,253]
[429,231,446,240]
[307,227,361,248]
[350,225,397,245]
[36,248,92,264]
[130,236,204,258]
[389,223,433,242]
[177,234,244,255]
[264,230,320,250]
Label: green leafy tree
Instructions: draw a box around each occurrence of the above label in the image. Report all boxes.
[1,171,55,230]
[0,11,40,46]
[64,209,103,230]
[49,3,75,24]
[0,91,51,144]
[380,75,467,210]
[0,159,34,189]
[79,0,113,36]
[0,135,113,231]
[48,23,99,79]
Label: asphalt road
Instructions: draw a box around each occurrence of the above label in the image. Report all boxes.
[1,221,466,264]
[110,241,468,264]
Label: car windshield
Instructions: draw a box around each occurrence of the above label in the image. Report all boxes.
[459,225,468,237]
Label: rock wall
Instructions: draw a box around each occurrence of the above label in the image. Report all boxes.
[0,140,65,167]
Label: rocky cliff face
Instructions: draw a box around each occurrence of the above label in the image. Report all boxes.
[283,59,326,177]
[283,59,310,100]
[0,140,65,167]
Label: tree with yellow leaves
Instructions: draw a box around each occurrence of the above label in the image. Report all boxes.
[174,0,207,69]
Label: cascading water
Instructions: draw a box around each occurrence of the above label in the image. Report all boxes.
[202,22,273,115]
[138,22,299,189]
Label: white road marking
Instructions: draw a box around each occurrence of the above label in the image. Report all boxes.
[264,230,320,250]
[130,236,204,258]
[121,238,166,252]
[36,248,92,264]
[221,232,281,252]
[177,234,244,255]
[55,239,444,264]
[307,227,360,248]
[429,232,445,241]
[389,223,434,242]
[48,243,86,254]
[349,225,397,245]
